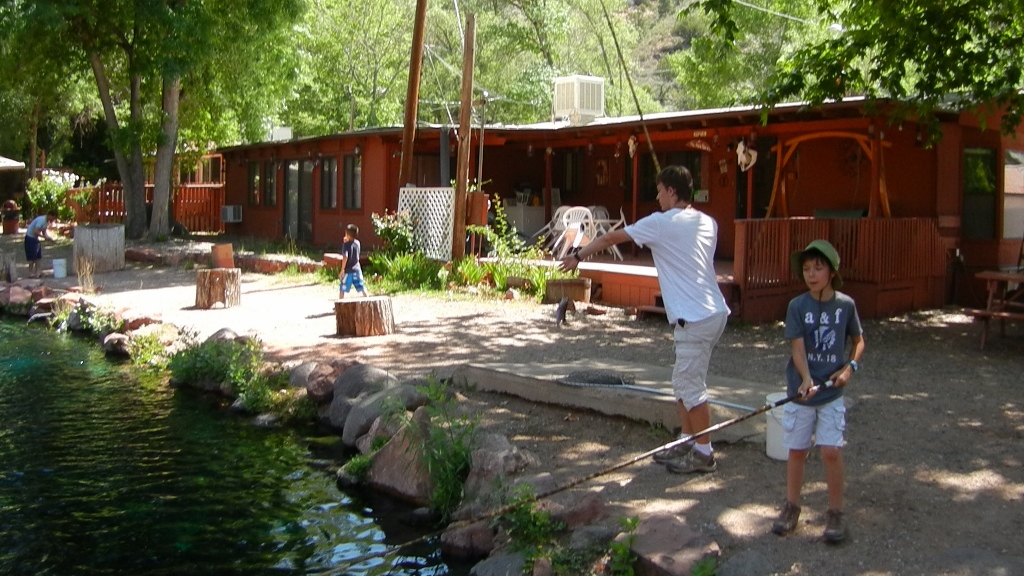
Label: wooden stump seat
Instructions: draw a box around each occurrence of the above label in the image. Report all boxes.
[335,296,395,337]
[73,223,125,274]
[195,268,241,309]
[1,251,17,282]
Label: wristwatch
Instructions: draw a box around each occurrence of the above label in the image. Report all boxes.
[572,249,583,262]
[848,360,859,372]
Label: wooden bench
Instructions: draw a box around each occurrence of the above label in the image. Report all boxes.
[964,308,1024,349]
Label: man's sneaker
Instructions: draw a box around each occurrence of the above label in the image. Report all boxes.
[664,448,717,474]
[651,438,695,464]
[771,501,801,535]
[823,509,847,543]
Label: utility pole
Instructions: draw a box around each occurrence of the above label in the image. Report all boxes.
[398,0,429,187]
[452,13,476,260]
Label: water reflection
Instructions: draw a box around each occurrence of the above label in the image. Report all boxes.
[0,321,467,575]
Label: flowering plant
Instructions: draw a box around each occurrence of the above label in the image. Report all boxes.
[26,170,79,221]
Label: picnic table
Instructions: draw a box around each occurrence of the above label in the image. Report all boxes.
[965,270,1024,349]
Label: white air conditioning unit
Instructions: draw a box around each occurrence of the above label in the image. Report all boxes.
[553,76,605,125]
[269,126,293,142]
[221,205,243,223]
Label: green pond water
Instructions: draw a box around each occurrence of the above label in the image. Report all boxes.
[0,320,470,575]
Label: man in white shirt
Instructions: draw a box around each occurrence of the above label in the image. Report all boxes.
[24,211,56,278]
[560,165,730,474]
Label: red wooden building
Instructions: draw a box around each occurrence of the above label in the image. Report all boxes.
[216,98,1024,321]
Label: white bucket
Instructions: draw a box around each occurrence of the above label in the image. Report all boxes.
[52,258,67,279]
[765,392,789,461]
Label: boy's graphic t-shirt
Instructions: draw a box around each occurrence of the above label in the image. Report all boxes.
[784,291,862,406]
[342,239,361,274]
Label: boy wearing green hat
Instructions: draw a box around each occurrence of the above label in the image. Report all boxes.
[772,239,865,544]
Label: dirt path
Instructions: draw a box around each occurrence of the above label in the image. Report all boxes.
[5,234,1024,575]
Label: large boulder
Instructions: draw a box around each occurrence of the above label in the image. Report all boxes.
[440,520,496,559]
[462,433,539,502]
[328,364,398,429]
[365,406,434,506]
[629,514,719,576]
[341,384,429,447]
[288,361,319,389]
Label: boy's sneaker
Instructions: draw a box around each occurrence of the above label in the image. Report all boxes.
[664,448,717,474]
[823,509,847,543]
[651,438,694,464]
[771,501,801,535]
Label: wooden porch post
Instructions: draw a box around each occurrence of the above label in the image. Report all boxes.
[868,137,880,218]
[544,147,552,222]
[631,148,639,256]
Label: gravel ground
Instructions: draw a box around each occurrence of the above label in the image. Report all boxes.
[6,234,1024,576]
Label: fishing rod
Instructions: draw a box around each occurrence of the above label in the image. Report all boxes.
[313,381,834,575]
[598,0,660,173]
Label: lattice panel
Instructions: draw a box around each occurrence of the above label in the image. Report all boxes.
[398,187,455,261]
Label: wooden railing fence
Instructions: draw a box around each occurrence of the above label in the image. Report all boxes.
[67,182,224,233]
[735,218,946,320]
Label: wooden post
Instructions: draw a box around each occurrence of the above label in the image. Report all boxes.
[73,223,125,274]
[1,251,17,282]
[195,268,241,309]
[452,13,476,260]
[335,296,396,337]
[398,0,429,187]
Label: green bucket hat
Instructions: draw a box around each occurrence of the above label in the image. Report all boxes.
[791,239,843,289]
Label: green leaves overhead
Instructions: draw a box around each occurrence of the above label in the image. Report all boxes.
[690,0,1024,133]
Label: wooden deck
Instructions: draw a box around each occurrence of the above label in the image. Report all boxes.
[577,255,738,317]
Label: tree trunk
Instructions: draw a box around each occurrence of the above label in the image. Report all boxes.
[89,51,147,240]
[195,268,242,309]
[73,224,126,274]
[150,75,181,239]
[89,51,132,208]
[28,101,39,182]
[125,73,148,240]
[335,296,396,337]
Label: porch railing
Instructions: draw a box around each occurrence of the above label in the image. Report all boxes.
[734,218,946,320]
[68,182,224,233]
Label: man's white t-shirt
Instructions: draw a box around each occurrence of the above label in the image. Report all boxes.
[624,207,730,324]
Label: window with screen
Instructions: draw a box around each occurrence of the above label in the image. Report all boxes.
[343,155,362,210]
[262,161,277,206]
[247,161,260,206]
[321,158,338,210]
[963,148,996,239]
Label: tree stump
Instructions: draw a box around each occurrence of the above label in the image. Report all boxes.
[195,268,242,309]
[335,296,395,337]
[73,223,125,274]
[0,251,17,282]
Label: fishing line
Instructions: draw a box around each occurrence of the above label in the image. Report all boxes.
[312,382,832,575]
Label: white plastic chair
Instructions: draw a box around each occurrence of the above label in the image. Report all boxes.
[589,205,610,221]
[537,205,570,248]
[553,207,595,258]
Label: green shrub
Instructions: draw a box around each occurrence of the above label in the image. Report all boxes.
[398,378,478,520]
[453,256,488,286]
[499,487,566,550]
[342,454,372,480]
[371,210,418,256]
[168,335,263,396]
[167,336,317,420]
[128,333,168,368]
[368,251,444,291]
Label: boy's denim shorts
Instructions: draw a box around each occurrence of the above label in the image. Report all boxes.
[341,271,366,293]
[782,396,846,450]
